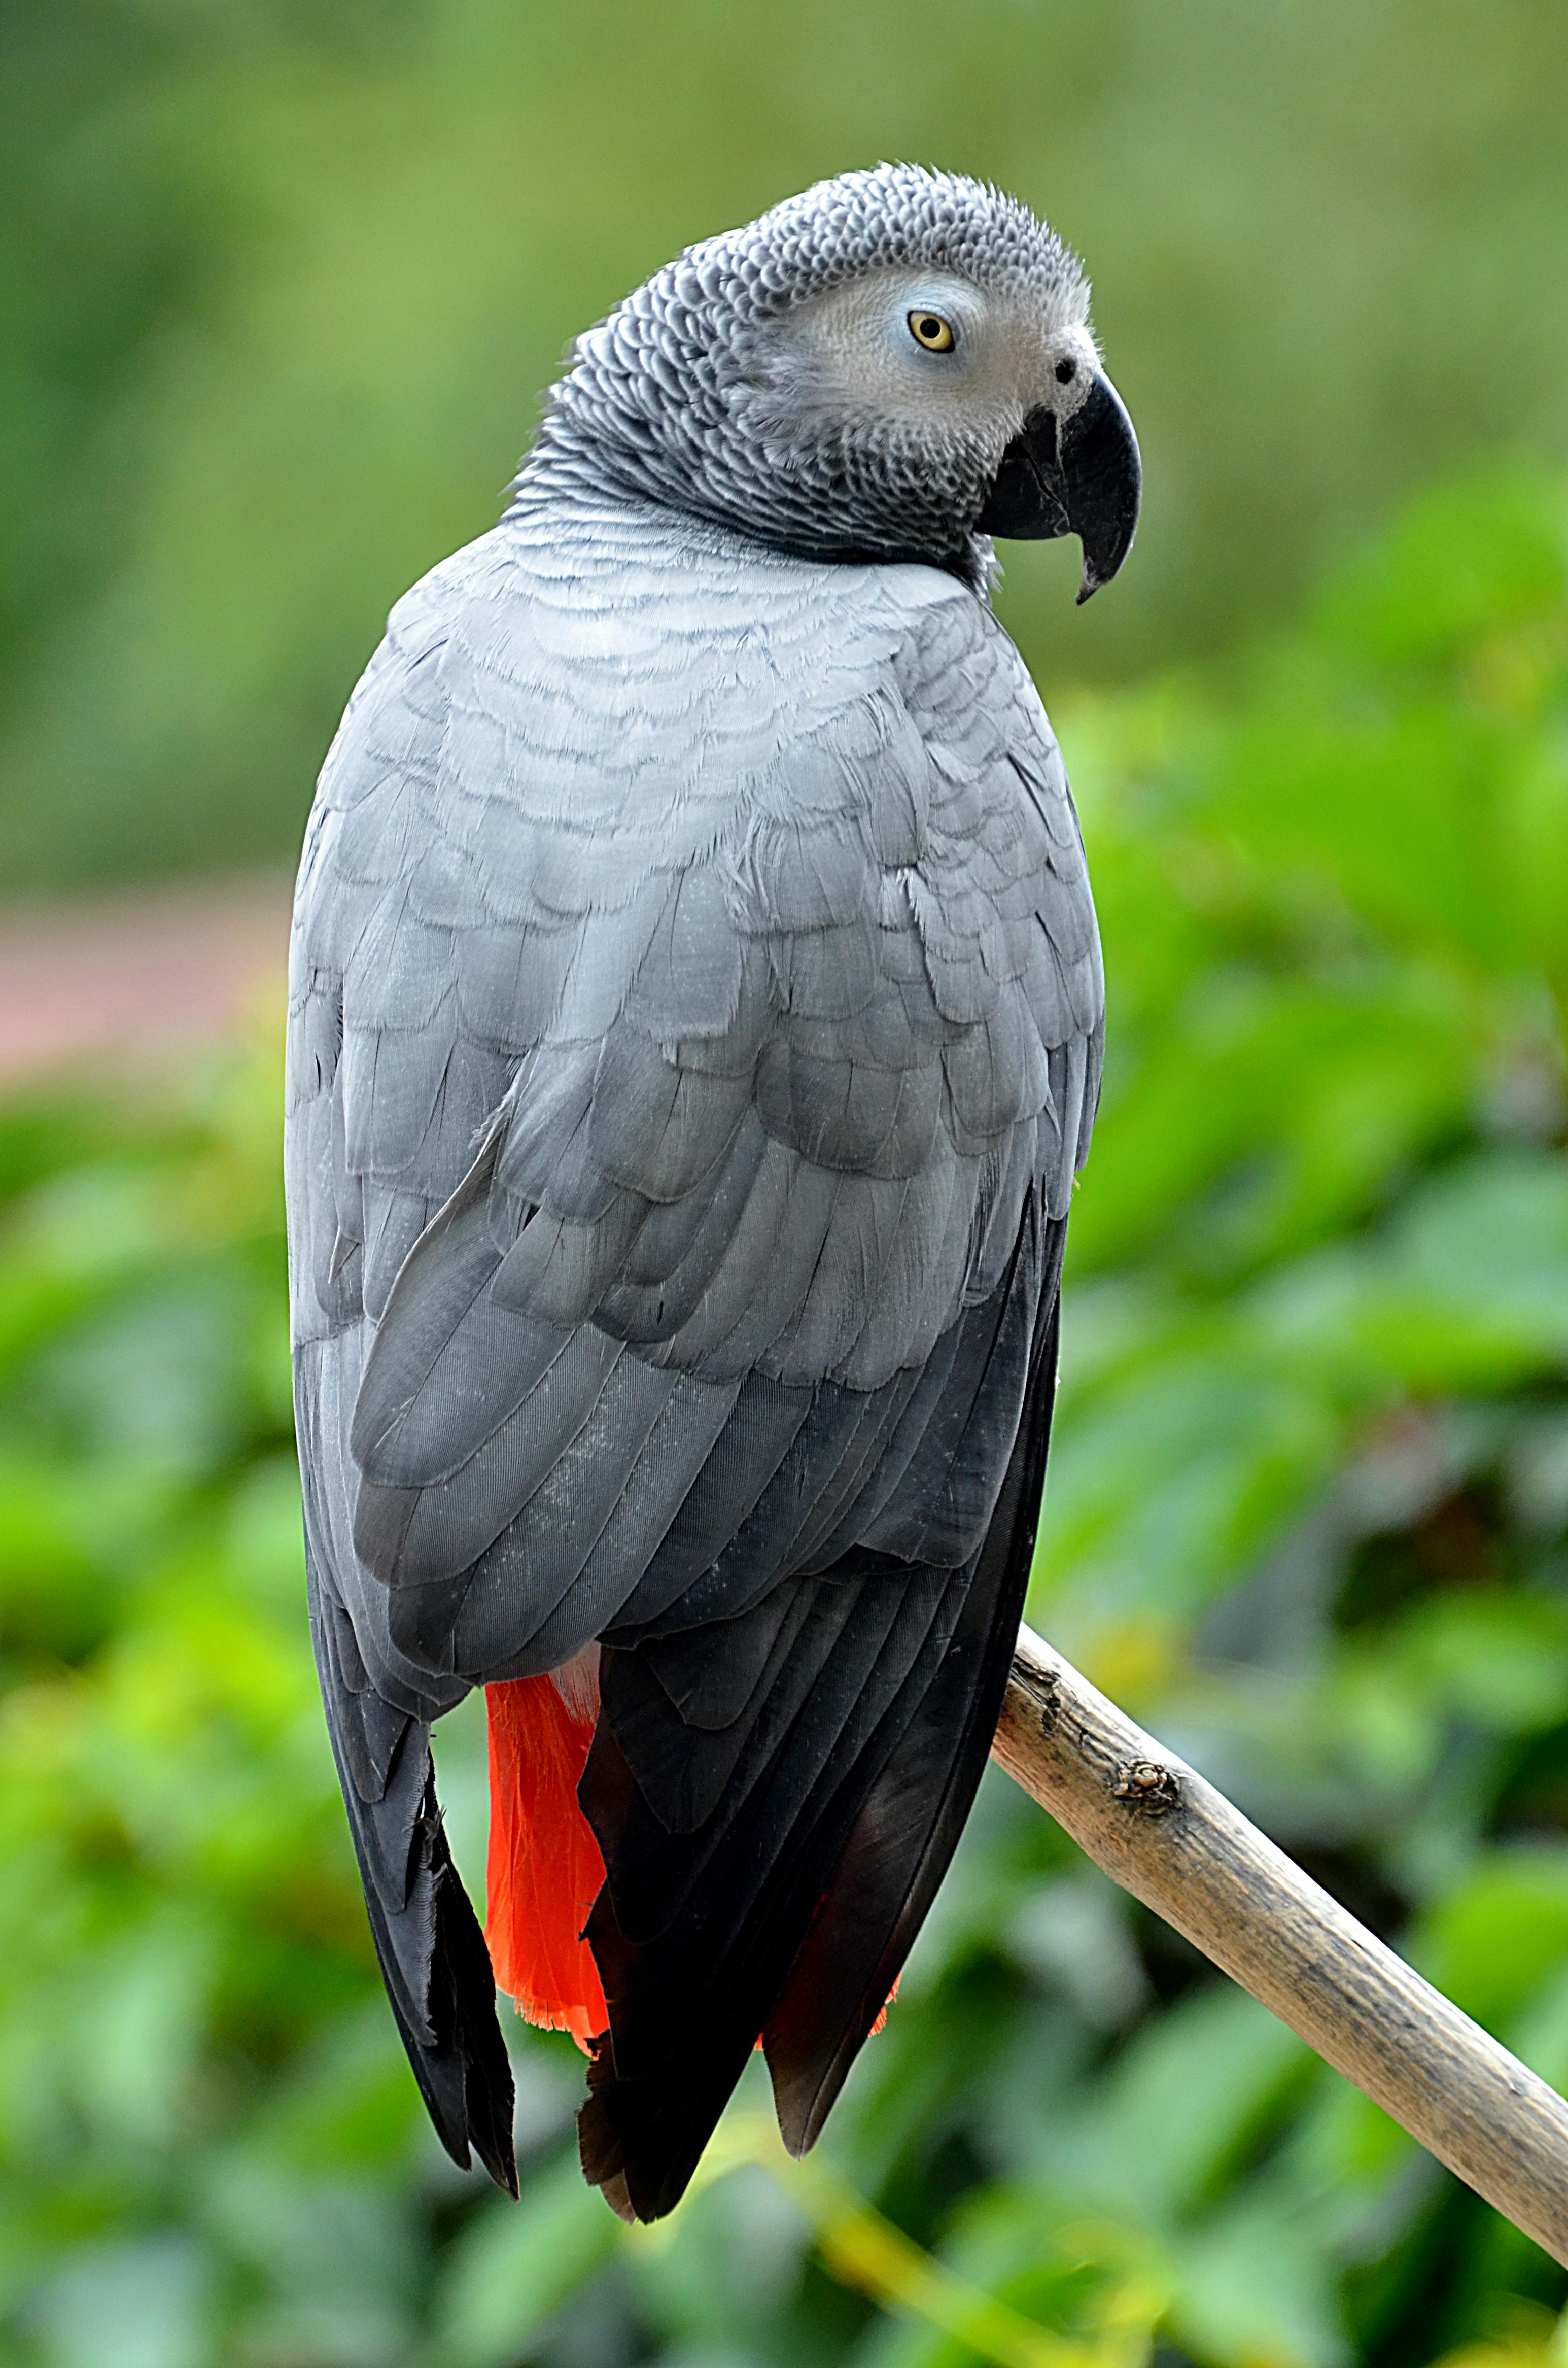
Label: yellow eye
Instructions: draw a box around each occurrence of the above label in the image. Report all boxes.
[908,309,956,354]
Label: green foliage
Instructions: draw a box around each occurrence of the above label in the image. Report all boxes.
[4,0,1568,886]
[2,471,1567,2364]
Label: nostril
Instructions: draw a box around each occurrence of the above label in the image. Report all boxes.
[1054,359,1077,385]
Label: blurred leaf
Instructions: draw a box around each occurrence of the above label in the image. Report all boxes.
[1043,1989,1310,2227]
[429,2149,623,2368]
[1168,2190,1349,2368]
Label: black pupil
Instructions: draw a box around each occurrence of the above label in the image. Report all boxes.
[1055,358,1076,384]
[921,318,942,341]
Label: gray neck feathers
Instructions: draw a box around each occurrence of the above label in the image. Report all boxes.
[509,165,1083,586]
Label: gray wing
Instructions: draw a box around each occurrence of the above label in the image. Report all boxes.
[290,534,1100,1681]
[285,514,1102,2208]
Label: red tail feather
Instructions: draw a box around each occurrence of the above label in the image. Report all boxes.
[484,1672,607,2049]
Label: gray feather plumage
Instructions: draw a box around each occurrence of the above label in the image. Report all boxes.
[286,163,1113,2211]
[289,499,1101,1703]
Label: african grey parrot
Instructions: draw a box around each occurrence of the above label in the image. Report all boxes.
[286,164,1139,2223]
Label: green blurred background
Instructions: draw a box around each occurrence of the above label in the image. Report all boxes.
[4,3,1568,2364]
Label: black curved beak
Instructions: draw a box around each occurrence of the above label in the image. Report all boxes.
[976,371,1141,601]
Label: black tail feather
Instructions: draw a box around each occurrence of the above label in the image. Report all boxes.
[577,1585,958,2219]
[307,1557,517,2195]
[766,1295,1061,2152]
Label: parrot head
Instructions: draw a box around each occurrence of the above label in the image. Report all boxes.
[526,163,1140,598]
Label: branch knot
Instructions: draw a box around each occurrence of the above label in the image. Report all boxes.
[1111,1758,1180,1816]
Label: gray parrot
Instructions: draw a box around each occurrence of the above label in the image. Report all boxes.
[286,164,1139,2224]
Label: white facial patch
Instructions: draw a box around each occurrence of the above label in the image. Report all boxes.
[762,268,1095,449]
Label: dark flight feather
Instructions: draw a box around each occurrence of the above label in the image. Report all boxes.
[307,1556,516,2194]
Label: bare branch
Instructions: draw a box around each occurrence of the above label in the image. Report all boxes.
[992,1625,1568,2266]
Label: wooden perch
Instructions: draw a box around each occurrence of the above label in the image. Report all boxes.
[992,1625,1568,2267]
